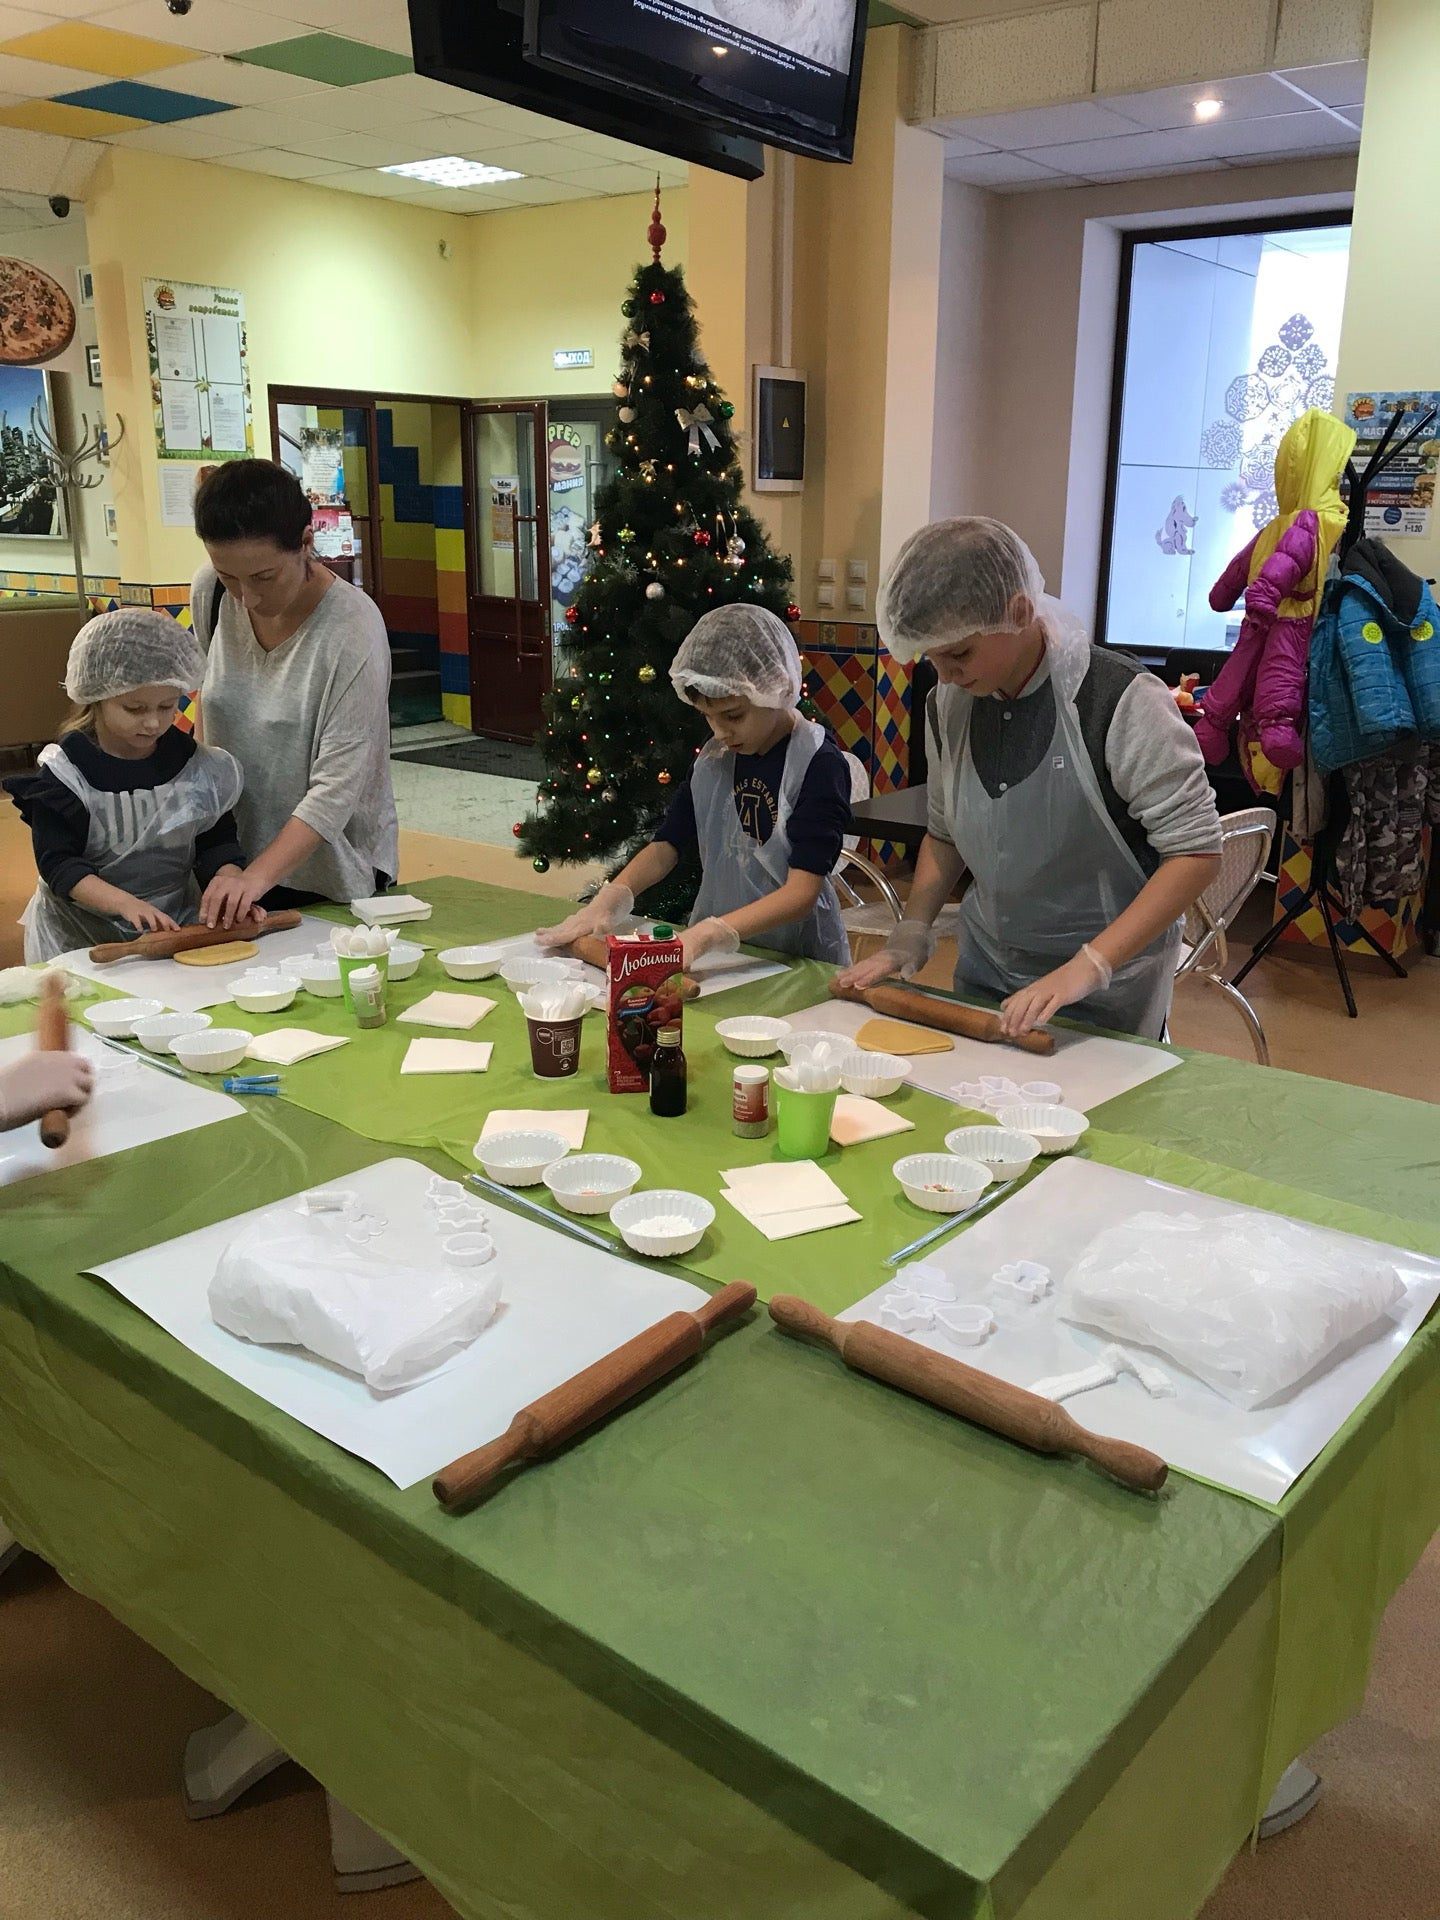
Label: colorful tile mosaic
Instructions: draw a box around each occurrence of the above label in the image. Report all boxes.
[802,621,913,871]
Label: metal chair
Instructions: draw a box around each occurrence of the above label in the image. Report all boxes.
[834,752,905,943]
[1173,807,1276,1065]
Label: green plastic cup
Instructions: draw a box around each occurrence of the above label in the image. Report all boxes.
[775,1081,838,1160]
[338,950,388,1016]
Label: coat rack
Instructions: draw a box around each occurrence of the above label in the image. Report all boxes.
[28,404,125,611]
[1231,401,1439,1017]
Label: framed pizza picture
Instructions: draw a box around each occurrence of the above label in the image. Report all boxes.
[0,365,64,539]
[0,256,77,367]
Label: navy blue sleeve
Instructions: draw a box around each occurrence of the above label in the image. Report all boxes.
[787,741,854,876]
[650,770,698,855]
[3,770,94,899]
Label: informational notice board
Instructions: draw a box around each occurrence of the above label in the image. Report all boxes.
[144,278,252,525]
[1343,389,1440,539]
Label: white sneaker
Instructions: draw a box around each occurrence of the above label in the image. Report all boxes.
[1259,1760,1322,1838]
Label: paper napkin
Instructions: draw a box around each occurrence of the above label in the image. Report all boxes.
[400,1039,494,1074]
[397,991,496,1030]
[720,1191,861,1241]
[720,1160,847,1215]
[245,1029,350,1066]
[479,1108,589,1149]
[829,1095,916,1147]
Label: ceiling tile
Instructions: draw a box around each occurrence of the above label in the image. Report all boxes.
[105,118,261,155]
[219,145,347,177]
[1084,158,1228,181]
[312,164,423,196]
[456,100,574,140]
[283,126,440,166]
[449,137,585,174]
[130,54,325,106]
[548,160,663,195]
[86,0,302,58]
[189,102,306,143]
[0,95,141,134]
[0,3,77,35]
[344,70,496,116]
[1106,72,1316,130]
[389,183,516,212]
[232,33,412,86]
[943,150,1071,187]
[943,99,1148,150]
[473,175,601,205]
[1279,61,1367,108]
[328,7,414,55]
[1014,124,1224,172]
[378,113,507,150]
[56,78,232,119]
[938,129,994,158]
[1337,103,1362,128]
[1193,107,1359,159]
[263,77,426,126]
[0,20,200,75]
[7,0,113,15]
[0,49,109,93]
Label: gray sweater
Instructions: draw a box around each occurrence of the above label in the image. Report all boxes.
[191,565,399,903]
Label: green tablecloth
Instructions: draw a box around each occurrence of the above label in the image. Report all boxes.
[2,875,1438,1920]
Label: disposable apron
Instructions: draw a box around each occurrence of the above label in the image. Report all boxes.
[22,742,243,963]
[689,720,850,965]
[939,680,1182,1039]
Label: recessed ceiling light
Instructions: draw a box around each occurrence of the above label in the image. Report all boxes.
[1193,97,1223,120]
[380,156,525,188]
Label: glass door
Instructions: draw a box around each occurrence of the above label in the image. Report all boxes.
[464,401,551,741]
[545,401,617,674]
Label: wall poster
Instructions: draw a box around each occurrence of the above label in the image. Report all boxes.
[144,278,252,525]
[1343,390,1440,539]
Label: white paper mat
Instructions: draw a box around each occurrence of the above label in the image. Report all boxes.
[58,915,338,1015]
[780,997,1181,1114]
[840,1158,1440,1503]
[90,1157,708,1488]
[0,1029,242,1188]
[494,926,788,999]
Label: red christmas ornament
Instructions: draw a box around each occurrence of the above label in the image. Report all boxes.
[564,605,580,625]
[647,180,667,264]
[511,822,522,837]
[693,529,712,548]
[786,603,802,622]
[649,290,665,306]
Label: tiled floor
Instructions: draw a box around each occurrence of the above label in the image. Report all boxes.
[390,723,538,850]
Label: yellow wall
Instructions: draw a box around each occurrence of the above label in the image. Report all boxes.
[1335,0,1440,585]
[83,146,687,585]
[467,190,690,399]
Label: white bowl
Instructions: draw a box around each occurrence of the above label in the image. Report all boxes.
[893,1153,992,1213]
[994,1104,1089,1154]
[85,997,165,1038]
[173,1026,252,1073]
[610,1190,715,1257]
[231,973,298,1014]
[298,956,343,998]
[838,1048,908,1097]
[500,955,581,992]
[943,1125,1042,1180]
[441,944,506,981]
[472,1129,573,1187]
[543,1153,642,1215]
[714,1015,791,1058]
[780,1028,854,1061]
[132,1010,212,1054]
[387,939,425,982]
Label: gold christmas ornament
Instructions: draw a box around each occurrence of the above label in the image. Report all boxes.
[657,769,673,785]
[638,663,657,683]
[585,767,603,787]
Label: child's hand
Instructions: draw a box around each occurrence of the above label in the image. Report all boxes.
[119,897,180,935]
[0,1051,94,1131]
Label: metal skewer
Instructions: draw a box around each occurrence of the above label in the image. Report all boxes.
[884,1177,1020,1266]
[95,1032,190,1080]
[465,1172,627,1257]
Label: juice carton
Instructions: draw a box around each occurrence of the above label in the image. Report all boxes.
[606,932,686,1093]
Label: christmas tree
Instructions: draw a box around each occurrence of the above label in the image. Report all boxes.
[519,191,799,914]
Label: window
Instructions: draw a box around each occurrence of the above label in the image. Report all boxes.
[1100,218,1351,655]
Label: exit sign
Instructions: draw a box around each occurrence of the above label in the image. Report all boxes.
[553,348,593,369]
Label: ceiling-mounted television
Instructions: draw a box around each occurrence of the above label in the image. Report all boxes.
[525,0,869,163]
[407,0,766,180]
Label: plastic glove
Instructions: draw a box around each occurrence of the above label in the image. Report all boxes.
[998,948,1106,1037]
[830,917,936,997]
[681,918,741,966]
[533,880,635,952]
[0,1051,95,1132]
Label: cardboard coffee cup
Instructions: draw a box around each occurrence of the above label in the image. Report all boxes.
[527,1013,582,1078]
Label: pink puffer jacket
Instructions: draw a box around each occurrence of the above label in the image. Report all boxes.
[1194,512,1320,786]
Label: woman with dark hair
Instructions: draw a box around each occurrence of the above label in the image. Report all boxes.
[189,459,398,923]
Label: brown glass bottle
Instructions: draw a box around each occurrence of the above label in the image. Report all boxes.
[648,1025,687,1116]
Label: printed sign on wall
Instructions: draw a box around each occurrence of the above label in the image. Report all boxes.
[144,278,253,525]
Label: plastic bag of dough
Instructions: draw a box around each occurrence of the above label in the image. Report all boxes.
[209,1212,501,1392]
[1060,1209,1405,1408]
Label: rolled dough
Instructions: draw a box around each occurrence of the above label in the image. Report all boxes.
[856,1018,953,1057]
[175,941,260,967]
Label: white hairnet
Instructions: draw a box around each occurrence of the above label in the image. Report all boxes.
[670,605,802,710]
[878,517,1048,664]
[65,609,207,704]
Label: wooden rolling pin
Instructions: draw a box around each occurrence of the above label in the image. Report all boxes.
[566,933,701,1000]
[834,981,1056,1057]
[435,1280,756,1511]
[769,1295,1167,1494]
[36,971,71,1150]
[89,910,301,965]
